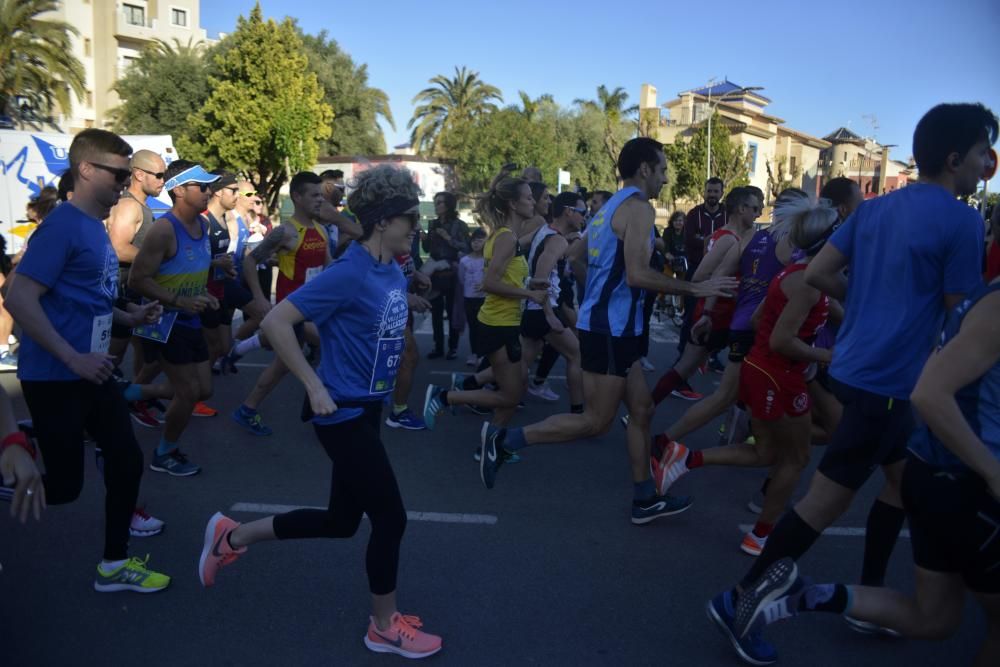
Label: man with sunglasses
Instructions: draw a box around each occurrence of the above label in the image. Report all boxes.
[129,160,220,477]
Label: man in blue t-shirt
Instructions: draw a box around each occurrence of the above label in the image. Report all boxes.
[707,103,998,665]
[3,129,171,593]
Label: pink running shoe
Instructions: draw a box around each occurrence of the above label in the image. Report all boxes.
[364,612,442,659]
[653,440,690,496]
[198,512,246,587]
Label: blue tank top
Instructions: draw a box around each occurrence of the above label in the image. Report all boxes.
[155,212,212,328]
[908,281,1000,471]
[578,187,651,336]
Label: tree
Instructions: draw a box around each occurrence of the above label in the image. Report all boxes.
[297,28,394,156]
[765,156,802,201]
[573,85,638,179]
[516,91,555,121]
[664,112,750,204]
[180,4,332,210]
[408,66,503,155]
[111,38,210,139]
[0,0,85,127]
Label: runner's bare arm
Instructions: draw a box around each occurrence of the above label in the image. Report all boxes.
[105,199,140,264]
[244,225,289,300]
[768,273,831,364]
[911,289,1000,495]
[3,273,80,370]
[697,236,741,315]
[261,299,335,415]
[318,203,362,241]
[128,221,177,306]
[804,243,847,301]
[533,236,569,289]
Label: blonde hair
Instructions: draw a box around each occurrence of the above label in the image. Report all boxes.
[780,195,840,253]
[475,165,527,232]
[769,187,811,241]
[347,164,422,211]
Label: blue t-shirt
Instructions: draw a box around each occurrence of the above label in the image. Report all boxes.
[288,241,408,425]
[829,183,984,399]
[15,202,119,381]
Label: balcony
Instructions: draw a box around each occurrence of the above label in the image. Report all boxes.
[115,11,159,43]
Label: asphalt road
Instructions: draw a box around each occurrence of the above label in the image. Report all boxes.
[0,315,984,666]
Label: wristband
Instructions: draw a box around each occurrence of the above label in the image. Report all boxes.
[1,430,36,459]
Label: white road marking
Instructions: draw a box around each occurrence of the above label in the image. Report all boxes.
[430,371,567,380]
[738,524,910,539]
[231,502,498,525]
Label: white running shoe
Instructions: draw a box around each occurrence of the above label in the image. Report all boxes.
[639,357,655,372]
[130,507,165,537]
[526,381,560,402]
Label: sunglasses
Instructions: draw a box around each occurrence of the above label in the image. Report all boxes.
[134,167,166,180]
[183,182,211,193]
[223,186,240,194]
[241,191,257,197]
[570,206,588,215]
[90,162,131,184]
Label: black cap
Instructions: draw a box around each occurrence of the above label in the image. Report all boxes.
[209,171,238,193]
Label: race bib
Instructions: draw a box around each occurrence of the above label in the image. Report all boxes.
[305,266,322,283]
[91,313,113,353]
[370,336,404,394]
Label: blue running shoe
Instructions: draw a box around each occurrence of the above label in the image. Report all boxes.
[630,494,693,525]
[734,558,800,639]
[473,448,520,463]
[231,407,273,436]
[707,590,778,666]
[479,422,509,489]
[450,372,466,392]
[149,449,201,477]
[385,408,427,430]
[423,385,446,430]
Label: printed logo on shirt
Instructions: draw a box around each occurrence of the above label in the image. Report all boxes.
[99,244,119,302]
[375,288,409,338]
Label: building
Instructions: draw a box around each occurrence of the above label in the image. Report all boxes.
[39,0,215,133]
[642,80,831,202]
[820,127,915,198]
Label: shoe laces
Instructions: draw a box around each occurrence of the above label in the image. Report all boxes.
[126,554,152,571]
[393,614,424,640]
[171,451,190,464]
[134,506,151,520]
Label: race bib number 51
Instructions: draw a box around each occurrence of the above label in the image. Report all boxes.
[91,313,113,354]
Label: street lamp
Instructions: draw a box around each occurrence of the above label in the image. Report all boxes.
[705,84,764,181]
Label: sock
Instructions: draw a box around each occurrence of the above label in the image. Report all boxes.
[123,383,143,402]
[686,450,704,469]
[651,369,684,405]
[570,404,583,414]
[860,500,906,586]
[393,403,408,415]
[752,520,775,538]
[505,427,527,451]
[634,478,656,500]
[0,344,9,353]
[439,391,450,406]
[740,510,821,590]
[156,437,178,457]
[462,376,480,390]
[233,334,262,356]
[798,583,852,614]
[100,558,128,572]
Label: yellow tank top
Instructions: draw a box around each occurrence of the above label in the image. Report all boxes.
[478,227,528,327]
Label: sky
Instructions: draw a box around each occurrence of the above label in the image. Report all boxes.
[201,0,1000,186]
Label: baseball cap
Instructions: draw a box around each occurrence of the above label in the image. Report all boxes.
[209,171,238,193]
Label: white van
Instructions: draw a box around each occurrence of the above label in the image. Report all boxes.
[0,130,177,252]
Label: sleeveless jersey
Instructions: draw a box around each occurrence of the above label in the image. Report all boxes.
[578,186,652,337]
[117,190,153,289]
[276,218,329,302]
[478,227,528,327]
[526,224,561,310]
[730,229,788,332]
[154,212,212,328]
[692,228,739,329]
[746,263,829,375]
[908,281,1000,471]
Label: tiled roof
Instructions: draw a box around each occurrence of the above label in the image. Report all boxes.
[824,127,863,142]
[687,78,771,103]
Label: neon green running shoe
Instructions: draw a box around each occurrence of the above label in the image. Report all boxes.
[93,555,171,593]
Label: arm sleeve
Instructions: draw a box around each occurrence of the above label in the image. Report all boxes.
[14,218,73,288]
[943,211,987,295]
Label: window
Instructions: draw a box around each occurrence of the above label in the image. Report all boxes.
[171,8,188,27]
[790,156,797,173]
[85,91,94,108]
[123,4,145,26]
[84,38,92,57]
[747,142,758,175]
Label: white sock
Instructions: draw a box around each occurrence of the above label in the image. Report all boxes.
[233,334,262,356]
[99,558,128,572]
[0,345,9,353]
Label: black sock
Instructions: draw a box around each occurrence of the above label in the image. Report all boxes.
[798,583,851,614]
[462,376,480,390]
[740,510,821,590]
[439,391,449,406]
[570,404,583,414]
[860,499,906,586]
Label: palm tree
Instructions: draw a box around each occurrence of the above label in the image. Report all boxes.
[574,85,639,175]
[408,66,502,154]
[0,0,86,126]
[517,91,555,121]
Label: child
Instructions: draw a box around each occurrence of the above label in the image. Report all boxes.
[458,228,487,366]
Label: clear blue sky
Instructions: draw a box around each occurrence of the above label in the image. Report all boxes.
[202,0,1000,183]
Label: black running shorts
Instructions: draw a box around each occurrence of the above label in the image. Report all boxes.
[903,456,1000,594]
[475,324,522,363]
[141,323,210,365]
[579,330,643,378]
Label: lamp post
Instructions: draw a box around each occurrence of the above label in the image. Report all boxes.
[705,84,763,181]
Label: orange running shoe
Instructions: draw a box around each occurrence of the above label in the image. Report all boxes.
[741,530,767,557]
[654,440,690,496]
[192,402,218,417]
[364,612,442,659]
[198,512,246,587]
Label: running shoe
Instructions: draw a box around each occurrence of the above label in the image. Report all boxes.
[364,612,442,659]
[526,381,559,402]
[0,350,18,370]
[620,414,630,429]
[671,388,704,401]
[450,372,466,392]
[466,354,478,367]
[733,557,799,640]
[639,357,655,372]
[198,512,247,587]
[446,349,458,360]
[747,490,765,514]
[93,555,170,593]
[149,449,201,476]
[468,403,490,416]
[192,401,218,417]
[843,615,902,638]
[652,440,690,496]
[426,349,444,360]
[130,506,165,537]
[479,422,508,489]
[708,356,726,374]
[707,589,778,666]
[148,399,168,424]
[232,407,273,436]
[740,531,767,557]
[672,314,684,327]
[211,358,224,376]
[422,385,446,430]
[385,409,427,431]
[630,494,692,525]
[473,448,520,463]
[129,401,161,429]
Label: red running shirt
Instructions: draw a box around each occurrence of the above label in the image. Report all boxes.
[747,263,829,375]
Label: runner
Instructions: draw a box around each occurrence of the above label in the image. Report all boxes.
[129,160,220,476]
[655,196,837,556]
[451,139,735,527]
[708,102,997,665]
[734,275,1000,667]
[198,164,442,659]
[3,128,170,591]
